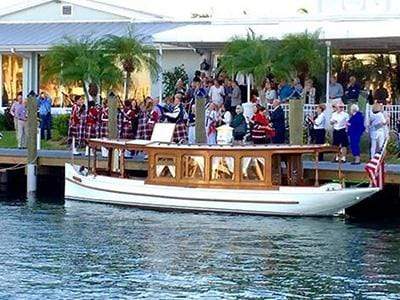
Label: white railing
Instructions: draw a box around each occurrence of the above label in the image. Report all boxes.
[267,103,399,131]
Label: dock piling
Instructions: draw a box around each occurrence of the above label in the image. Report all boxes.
[108,91,118,140]
[26,91,38,196]
[289,99,304,145]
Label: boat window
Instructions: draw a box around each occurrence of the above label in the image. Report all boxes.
[241,157,265,181]
[182,155,205,179]
[155,155,176,178]
[211,156,234,181]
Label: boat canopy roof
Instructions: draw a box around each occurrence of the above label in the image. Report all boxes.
[88,138,338,154]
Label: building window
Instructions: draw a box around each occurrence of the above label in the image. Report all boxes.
[62,5,72,16]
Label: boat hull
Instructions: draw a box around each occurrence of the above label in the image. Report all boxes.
[65,164,379,216]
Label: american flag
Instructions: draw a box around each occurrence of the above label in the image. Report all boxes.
[365,152,385,189]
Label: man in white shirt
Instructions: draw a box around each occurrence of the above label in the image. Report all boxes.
[330,101,349,162]
[208,79,225,107]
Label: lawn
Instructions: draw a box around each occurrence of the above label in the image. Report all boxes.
[0,130,68,150]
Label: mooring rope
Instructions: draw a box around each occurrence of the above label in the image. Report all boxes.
[0,155,39,172]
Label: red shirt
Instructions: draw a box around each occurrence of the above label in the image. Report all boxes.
[86,107,98,126]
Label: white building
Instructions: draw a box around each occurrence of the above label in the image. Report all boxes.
[0,0,206,105]
[2,0,400,106]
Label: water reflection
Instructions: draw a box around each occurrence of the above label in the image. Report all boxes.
[0,199,399,299]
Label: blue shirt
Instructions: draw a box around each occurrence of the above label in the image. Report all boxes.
[278,84,294,102]
[37,97,52,115]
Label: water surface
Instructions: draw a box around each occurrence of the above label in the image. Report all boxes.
[0,198,399,299]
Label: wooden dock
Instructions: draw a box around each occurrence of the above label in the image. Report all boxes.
[0,148,399,184]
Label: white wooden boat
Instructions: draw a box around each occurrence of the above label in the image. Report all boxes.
[65,140,379,216]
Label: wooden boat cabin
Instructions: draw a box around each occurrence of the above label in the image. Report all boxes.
[86,139,339,190]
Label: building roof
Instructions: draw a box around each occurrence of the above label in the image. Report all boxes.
[0,0,168,21]
[152,17,400,53]
[0,21,189,51]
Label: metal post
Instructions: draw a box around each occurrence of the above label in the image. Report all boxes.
[108,91,118,140]
[325,41,331,103]
[195,97,206,144]
[246,74,251,102]
[289,99,304,145]
[158,45,163,102]
[26,91,38,196]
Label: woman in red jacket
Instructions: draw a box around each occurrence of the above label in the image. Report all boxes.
[250,105,275,144]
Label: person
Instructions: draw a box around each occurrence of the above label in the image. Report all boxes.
[230,80,242,115]
[218,104,232,126]
[37,91,52,140]
[269,99,285,144]
[231,105,248,142]
[310,104,327,160]
[208,79,225,107]
[224,79,233,109]
[10,94,23,138]
[187,104,196,144]
[100,100,109,139]
[330,101,349,162]
[174,79,186,96]
[136,97,153,140]
[374,82,389,104]
[347,104,365,164]
[68,95,84,155]
[164,94,188,143]
[369,103,387,157]
[250,105,274,144]
[278,79,293,102]
[120,99,136,139]
[343,76,361,104]
[145,100,160,139]
[205,102,218,144]
[304,79,316,104]
[10,94,23,134]
[264,80,277,104]
[290,78,303,99]
[15,98,27,149]
[329,76,344,100]
[85,100,99,140]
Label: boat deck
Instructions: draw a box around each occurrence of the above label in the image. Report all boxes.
[0,148,399,184]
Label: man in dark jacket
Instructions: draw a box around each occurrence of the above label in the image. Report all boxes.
[270,99,285,144]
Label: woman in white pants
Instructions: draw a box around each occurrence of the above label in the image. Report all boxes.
[369,103,387,157]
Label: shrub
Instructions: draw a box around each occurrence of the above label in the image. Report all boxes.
[52,114,70,139]
[162,64,189,98]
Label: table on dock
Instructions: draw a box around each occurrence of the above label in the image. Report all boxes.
[0,148,399,184]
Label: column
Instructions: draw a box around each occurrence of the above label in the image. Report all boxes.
[22,52,40,98]
[158,45,163,102]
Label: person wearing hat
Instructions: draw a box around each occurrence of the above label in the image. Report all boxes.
[368,103,387,157]
[330,101,349,162]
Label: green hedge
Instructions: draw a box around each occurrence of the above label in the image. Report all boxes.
[52,114,69,139]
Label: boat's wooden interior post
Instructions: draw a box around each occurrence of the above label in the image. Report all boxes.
[107,147,112,175]
[265,153,273,187]
[120,149,125,178]
[338,156,344,186]
[88,146,91,173]
[93,146,97,175]
[314,151,319,187]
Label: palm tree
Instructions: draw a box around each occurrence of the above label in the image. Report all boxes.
[219,32,279,90]
[275,31,325,83]
[41,36,122,101]
[102,29,159,100]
